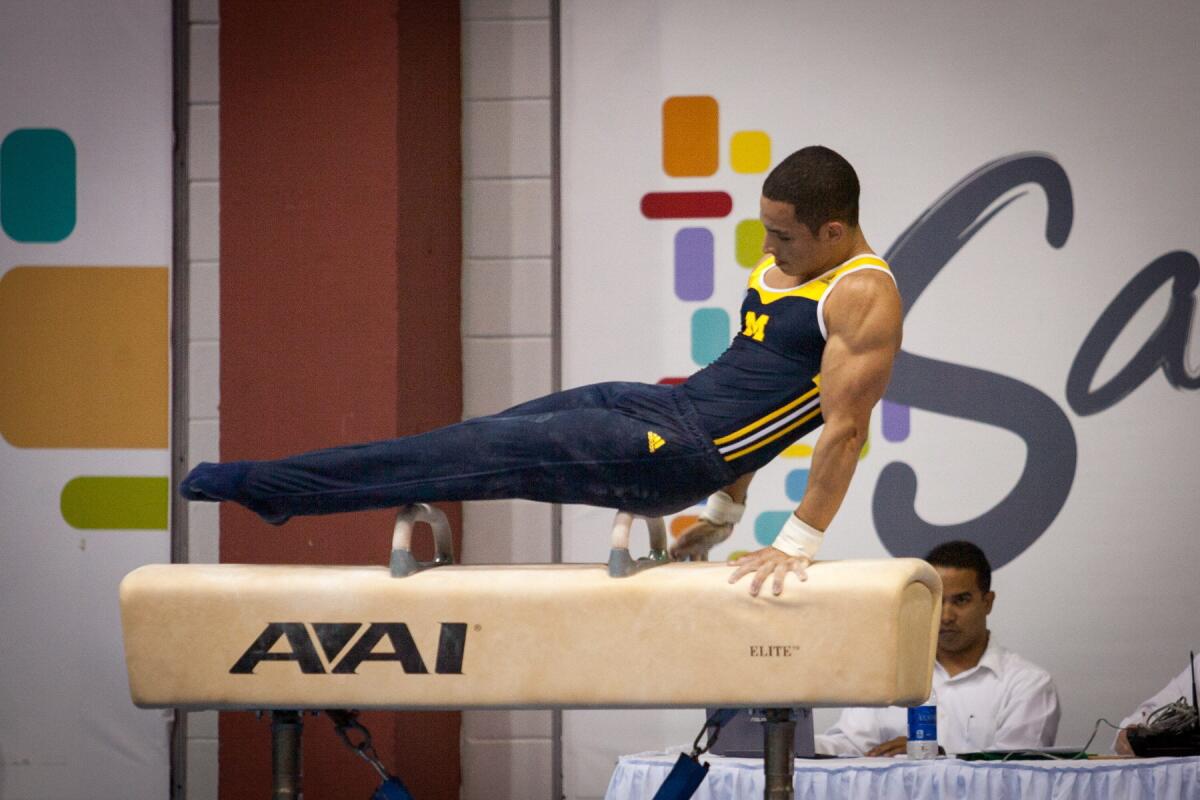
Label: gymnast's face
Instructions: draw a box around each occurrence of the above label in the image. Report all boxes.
[935,566,994,656]
[759,196,845,282]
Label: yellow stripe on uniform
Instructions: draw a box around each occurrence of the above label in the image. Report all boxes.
[723,407,823,461]
[712,384,820,446]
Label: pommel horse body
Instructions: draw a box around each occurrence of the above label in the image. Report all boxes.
[119,507,942,799]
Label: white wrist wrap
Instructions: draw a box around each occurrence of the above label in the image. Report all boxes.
[771,515,824,559]
[699,491,745,526]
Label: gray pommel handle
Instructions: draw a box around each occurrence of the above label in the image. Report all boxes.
[607,511,669,577]
[390,503,456,577]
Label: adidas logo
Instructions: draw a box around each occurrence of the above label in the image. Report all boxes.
[647,431,666,453]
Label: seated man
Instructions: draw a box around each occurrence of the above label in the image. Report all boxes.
[815,540,1060,756]
[1114,652,1200,755]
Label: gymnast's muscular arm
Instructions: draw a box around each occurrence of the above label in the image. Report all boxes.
[730,269,902,596]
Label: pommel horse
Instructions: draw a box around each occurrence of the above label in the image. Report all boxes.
[119,506,942,800]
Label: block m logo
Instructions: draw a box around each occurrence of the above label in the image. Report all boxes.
[742,311,769,341]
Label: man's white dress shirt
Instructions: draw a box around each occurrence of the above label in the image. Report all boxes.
[1119,653,1200,730]
[815,639,1060,756]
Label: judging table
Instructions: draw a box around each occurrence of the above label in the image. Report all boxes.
[605,751,1200,799]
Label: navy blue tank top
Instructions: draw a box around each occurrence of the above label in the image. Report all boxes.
[681,254,893,473]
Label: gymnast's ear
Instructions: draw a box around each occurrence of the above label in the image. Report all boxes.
[821,220,846,243]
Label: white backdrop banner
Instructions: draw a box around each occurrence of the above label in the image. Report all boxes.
[0,2,172,798]
[561,0,1200,796]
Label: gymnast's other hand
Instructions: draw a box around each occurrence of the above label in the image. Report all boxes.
[669,518,733,561]
[728,546,811,597]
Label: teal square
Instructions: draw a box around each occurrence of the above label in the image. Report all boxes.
[690,307,730,366]
[754,511,794,547]
[2,128,77,242]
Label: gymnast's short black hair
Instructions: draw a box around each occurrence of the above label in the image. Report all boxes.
[924,540,993,594]
[762,145,860,234]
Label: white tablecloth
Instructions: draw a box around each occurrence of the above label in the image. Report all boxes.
[605,752,1200,800]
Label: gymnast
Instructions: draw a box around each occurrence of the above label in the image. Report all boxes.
[181,145,903,597]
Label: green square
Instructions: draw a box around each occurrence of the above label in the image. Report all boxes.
[2,128,77,242]
[736,219,766,268]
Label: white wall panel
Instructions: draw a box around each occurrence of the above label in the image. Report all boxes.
[464,0,552,19]
[464,178,553,258]
[463,258,553,336]
[188,24,219,103]
[461,498,555,563]
[463,336,554,417]
[188,260,221,341]
[188,180,220,261]
[464,99,552,177]
[188,104,220,180]
[460,6,557,795]
[461,739,555,799]
[0,3,173,797]
[463,709,554,739]
[464,20,552,99]
[188,419,220,469]
[187,340,220,419]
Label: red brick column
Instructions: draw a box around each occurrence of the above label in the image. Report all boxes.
[218,2,462,796]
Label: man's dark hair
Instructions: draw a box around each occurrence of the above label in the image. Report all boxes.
[761,145,860,234]
[924,540,992,594]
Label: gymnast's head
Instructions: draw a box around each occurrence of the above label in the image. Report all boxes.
[759,146,864,279]
[762,146,860,235]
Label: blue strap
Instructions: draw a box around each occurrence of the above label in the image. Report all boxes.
[371,776,415,800]
[650,753,709,800]
[650,708,742,799]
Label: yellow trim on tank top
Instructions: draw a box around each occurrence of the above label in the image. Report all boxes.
[749,255,890,305]
[723,407,824,461]
[712,383,820,446]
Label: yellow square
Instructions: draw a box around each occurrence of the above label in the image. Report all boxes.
[731,131,771,174]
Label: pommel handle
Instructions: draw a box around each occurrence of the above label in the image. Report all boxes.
[390,504,455,577]
[607,511,669,577]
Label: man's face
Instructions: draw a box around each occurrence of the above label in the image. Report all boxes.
[759,196,839,281]
[936,566,994,655]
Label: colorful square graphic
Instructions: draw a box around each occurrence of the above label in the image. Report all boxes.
[1,128,77,242]
[61,476,169,529]
[675,228,714,301]
[754,511,793,547]
[736,219,766,267]
[690,307,730,366]
[731,131,770,174]
[662,96,719,177]
[0,266,168,448]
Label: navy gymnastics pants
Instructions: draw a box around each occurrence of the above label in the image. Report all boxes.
[180,382,738,523]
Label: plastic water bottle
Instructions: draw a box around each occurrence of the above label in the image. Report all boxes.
[906,705,938,759]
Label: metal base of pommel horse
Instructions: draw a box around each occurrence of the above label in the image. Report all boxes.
[119,503,942,800]
[761,709,797,800]
[270,710,303,800]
